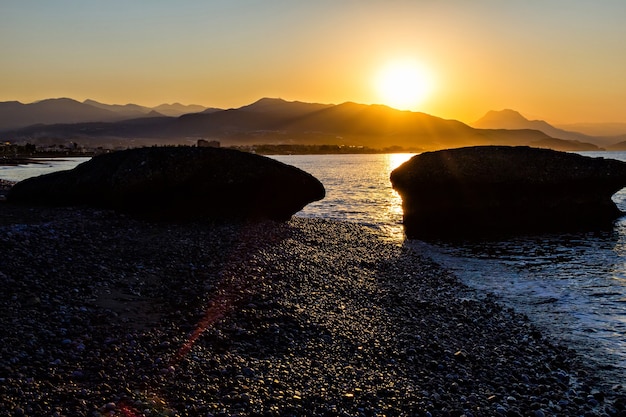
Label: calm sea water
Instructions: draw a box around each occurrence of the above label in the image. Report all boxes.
[0,157,91,182]
[272,153,411,241]
[3,152,626,385]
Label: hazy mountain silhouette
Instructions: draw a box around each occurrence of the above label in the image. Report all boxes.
[0,98,212,131]
[170,100,520,150]
[605,141,626,151]
[1,98,621,151]
[2,97,614,151]
[153,103,211,117]
[227,100,595,151]
[5,98,588,151]
[239,97,334,116]
[0,98,124,130]
[83,99,158,119]
[555,122,626,138]
[200,107,226,114]
[472,109,603,146]
[84,99,209,118]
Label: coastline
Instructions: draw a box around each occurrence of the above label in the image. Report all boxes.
[0,157,43,166]
[0,202,623,416]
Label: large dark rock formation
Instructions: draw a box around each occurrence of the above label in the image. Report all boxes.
[390,146,626,239]
[7,147,325,221]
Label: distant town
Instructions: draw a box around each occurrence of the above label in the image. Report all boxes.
[0,139,419,166]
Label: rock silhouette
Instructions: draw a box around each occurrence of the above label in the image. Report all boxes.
[7,147,325,221]
[390,146,626,238]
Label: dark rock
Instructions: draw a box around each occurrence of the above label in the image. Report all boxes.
[7,147,325,221]
[390,146,626,239]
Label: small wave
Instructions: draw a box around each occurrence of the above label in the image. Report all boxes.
[589,292,624,297]
[532,297,560,305]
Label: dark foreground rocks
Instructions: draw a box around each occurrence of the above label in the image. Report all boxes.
[7,147,325,221]
[390,146,626,239]
[0,203,623,416]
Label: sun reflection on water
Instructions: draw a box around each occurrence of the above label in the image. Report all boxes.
[386,152,415,171]
[383,153,415,240]
[271,153,416,242]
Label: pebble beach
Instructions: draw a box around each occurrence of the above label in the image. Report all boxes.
[1,184,625,416]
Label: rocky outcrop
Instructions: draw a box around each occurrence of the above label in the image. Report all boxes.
[7,147,325,221]
[390,146,626,238]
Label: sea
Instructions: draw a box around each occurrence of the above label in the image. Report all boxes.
[2,152,625,386]
[0,157,92,183]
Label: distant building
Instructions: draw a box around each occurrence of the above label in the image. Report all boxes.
[197,139,220,148]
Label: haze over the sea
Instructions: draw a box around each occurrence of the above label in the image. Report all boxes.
[2,0,625,125]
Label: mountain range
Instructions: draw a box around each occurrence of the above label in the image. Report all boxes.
[472,109,626,149]
[2,98,625,152]
[0,98,212,131]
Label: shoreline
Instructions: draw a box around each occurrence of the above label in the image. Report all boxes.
[0,203,623,416]
[0,156,90,166]
[0,157,43,166]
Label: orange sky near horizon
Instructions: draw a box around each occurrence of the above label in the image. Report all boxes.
[1,1,625,125]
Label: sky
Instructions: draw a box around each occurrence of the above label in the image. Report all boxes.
[1,0,625,124]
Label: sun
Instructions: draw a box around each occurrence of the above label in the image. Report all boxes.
[375,59,433,111]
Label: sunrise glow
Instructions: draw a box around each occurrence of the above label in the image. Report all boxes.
[375,60,434,111]
[1,2,626,123]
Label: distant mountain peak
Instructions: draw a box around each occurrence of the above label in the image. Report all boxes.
[474,109,552,128]
[251,97,288,104]
[241,97,302,110]
[35,97,82,105]
[238,97,334,116]
[472,108,602,149]
[152,102,208,117]
[477,109,530,124]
